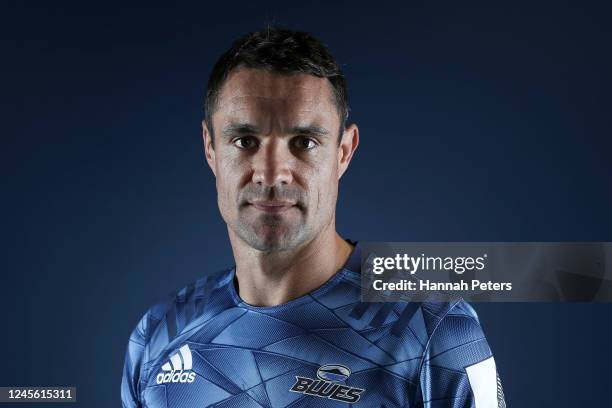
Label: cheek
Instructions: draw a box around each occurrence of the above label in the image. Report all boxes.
[215,157,243,209]
[318,150,339,186]
[304,155,339,210]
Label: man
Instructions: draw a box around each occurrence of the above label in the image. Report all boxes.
[122,27,505,407]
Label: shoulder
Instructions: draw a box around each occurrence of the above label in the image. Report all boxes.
[422,298,482,334]
[422,298,487,349]
[420,299,492,371]
[417,300,504,406]
[130,269,234,350]
[122,269,234,404]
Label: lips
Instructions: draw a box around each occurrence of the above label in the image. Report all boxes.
[249,201,296,213]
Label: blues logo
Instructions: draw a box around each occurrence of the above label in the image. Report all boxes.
[317,364,351,382]
[290,364,365,403]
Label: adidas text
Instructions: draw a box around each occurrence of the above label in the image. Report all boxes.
[156,370,196,384]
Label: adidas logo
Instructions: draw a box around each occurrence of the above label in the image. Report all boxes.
[156,344,196,384]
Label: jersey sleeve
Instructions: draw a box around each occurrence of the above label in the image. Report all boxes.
[418,301,506,408]
[121,311,148,408]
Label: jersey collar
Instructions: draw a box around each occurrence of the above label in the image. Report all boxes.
[342,239,361,274]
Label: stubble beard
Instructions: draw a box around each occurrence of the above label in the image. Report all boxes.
[233,210,312,253]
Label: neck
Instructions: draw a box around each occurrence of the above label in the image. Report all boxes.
[228,223,354,307]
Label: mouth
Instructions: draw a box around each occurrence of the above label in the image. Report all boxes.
[249,200,296,214]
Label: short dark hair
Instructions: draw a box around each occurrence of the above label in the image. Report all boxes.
[204,26,349,144]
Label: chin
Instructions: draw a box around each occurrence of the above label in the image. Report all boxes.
[242,225,307,253]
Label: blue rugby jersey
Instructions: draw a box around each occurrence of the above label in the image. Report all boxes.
[122,242,505,407]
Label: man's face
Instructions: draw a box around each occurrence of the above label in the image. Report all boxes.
[203,68,357,253]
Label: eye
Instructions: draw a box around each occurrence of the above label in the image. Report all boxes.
[293,136,318,150]
[233,136,258,150]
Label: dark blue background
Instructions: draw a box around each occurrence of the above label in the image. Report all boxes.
[2,1,611,406]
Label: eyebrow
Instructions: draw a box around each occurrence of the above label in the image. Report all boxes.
[221,123,330,138]
[221,123,261,138]
[287,125,330,138]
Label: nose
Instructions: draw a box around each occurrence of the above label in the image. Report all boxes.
[251,138,293,186]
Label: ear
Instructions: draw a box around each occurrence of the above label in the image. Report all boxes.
[337,123,359,179]
[202,120,217,177]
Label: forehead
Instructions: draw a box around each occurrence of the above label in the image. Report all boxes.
[215,68,338,123]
